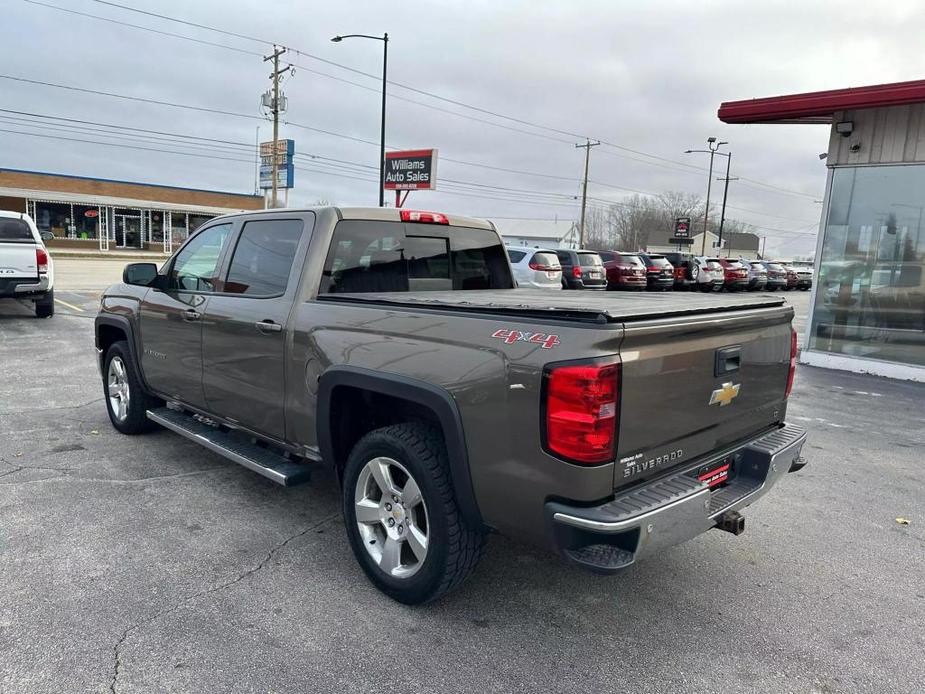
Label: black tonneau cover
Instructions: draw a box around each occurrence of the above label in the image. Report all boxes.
[318,288,786,323]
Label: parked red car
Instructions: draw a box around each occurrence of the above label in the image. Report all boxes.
[716,258,750,291]
[597,250,647,290]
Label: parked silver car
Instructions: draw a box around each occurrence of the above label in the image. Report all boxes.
[690,256,724,292]
[505,246,563,289]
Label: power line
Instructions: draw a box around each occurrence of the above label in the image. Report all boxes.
[60,0,819,198]
[22,0,263,57]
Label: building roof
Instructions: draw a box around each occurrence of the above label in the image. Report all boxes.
[722,231,760,251]
[718,79,925,124]
[494,219,576,240]
[0,167,263,213]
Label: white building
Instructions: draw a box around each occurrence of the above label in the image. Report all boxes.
[495,219,579,249]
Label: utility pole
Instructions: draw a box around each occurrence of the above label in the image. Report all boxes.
[576,139,600,248]
[760,235,767,259]
[716,152,737,257]
[264,45,288,209]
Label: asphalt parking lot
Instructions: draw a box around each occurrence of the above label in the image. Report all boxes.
[1,268,923,693]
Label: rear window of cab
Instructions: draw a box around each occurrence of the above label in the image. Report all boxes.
[0,218,34,242]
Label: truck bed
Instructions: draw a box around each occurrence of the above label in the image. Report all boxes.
[319,288,786,323]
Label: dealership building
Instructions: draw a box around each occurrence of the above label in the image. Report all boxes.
[720,79,925,382]
[0,168,263,253]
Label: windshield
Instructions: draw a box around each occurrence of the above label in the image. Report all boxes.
[578,252,603,267]
[706,260,723,270]
[646,256,672,268]
[0,218,34,243]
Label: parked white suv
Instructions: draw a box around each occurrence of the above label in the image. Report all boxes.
[690,256,724,292]
[0,211,55,317]
[505,246,562,290]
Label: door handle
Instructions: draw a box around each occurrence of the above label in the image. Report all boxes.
[255,320,283,333]
[182,309,201,322]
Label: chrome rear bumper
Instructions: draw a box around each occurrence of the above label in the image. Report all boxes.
[546,423,807,573]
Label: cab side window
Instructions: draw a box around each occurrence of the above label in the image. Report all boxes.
[223,219,304,296]
[168,223,233,292]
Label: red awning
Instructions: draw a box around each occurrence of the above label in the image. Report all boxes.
[718,79,925,124]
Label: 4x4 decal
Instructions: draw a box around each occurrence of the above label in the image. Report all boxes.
[491,329,560,350]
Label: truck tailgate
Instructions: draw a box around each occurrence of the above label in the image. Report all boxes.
[615,303,793,489]
[0,242,39,279]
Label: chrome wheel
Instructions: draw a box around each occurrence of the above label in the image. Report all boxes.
[354,456,429,579]
[107,356,130,422]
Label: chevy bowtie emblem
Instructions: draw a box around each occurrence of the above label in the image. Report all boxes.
[709,382,741,407]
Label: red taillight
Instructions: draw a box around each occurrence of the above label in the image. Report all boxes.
[529,262,558,272]
[36,247,48,274]
[400,210,449,224]
[647,266,658,272]
[572,266,582,279]
[785,329,797,398]
[674,267,685,278]
[544,360,619,465]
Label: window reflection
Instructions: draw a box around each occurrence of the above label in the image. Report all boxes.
[809,166,925,366]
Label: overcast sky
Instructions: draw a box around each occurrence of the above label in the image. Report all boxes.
[5,0,925,255]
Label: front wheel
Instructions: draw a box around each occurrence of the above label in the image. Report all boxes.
[103,341,160,434]
[343,423,486,605]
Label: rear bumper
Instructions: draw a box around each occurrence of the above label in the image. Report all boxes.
[0,276,50,298]
[646,277,674,289]
[565,279,607,290]
[545,423,807,574]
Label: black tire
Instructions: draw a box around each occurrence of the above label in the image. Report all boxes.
[103,341,160,435]
[35,289,54,318]
[342,422,486,605]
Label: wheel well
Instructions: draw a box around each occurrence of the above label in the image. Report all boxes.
[328,385,443,478]
[97,324,127,355]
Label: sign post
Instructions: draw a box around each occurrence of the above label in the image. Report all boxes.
[383,149,437,208]
[673,216,691,251]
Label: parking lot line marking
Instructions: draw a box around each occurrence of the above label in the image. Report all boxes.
[55,298,85,312]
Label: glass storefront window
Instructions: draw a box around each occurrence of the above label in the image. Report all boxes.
[188,213,214,234]
[72,205,99,240]
[34,202,72,240]
[150,211,166,245]
[171,212,189,246]
[809,165,925,367]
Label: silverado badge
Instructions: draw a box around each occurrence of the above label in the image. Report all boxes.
[709,382,740,407]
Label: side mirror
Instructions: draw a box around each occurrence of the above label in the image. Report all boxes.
[123,262,159,287]
[40,231,54,242]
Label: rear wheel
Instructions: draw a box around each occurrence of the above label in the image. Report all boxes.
[34,290,54,318]
[103,341,160,434]
[343,422,486,605]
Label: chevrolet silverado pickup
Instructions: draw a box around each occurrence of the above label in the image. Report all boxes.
[95,207,806,604]
[0,210,55,317]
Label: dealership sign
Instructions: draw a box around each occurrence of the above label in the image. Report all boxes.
[384,149,437,190]
[674,216,691,238]
[259,139,295,189]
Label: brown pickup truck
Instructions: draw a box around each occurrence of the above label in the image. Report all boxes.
[95,207,806,604]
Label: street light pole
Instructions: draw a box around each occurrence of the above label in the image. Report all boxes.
[685,138,728,256]
[701,148,716,256]
[332,33,389,207]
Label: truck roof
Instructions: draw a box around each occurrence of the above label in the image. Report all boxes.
[218,206,496,231]
[320,288,787,323]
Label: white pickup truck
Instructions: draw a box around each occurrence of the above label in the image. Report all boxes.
[0,211,55,318]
